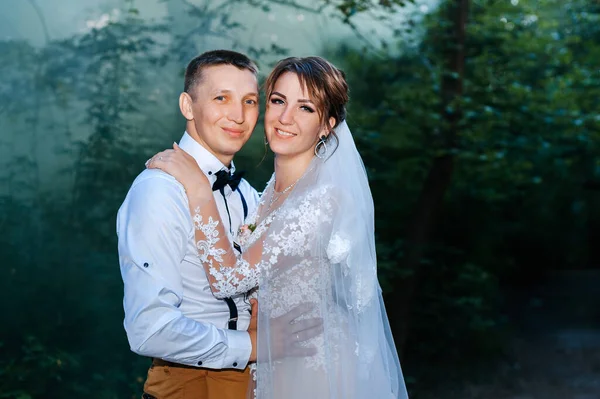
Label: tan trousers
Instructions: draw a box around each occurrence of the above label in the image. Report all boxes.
[143,358,251,399]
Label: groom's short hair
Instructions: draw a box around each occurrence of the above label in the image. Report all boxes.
[184,50,258,99]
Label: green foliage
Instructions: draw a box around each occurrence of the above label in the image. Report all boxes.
[329,0,600,380]
[1,0,600,396]
[239,0,413,16]
[0,337,76,398]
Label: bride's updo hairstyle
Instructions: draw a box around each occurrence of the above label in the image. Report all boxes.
[263,56,349,151]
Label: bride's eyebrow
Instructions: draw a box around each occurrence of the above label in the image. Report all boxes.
[270,91,314,104]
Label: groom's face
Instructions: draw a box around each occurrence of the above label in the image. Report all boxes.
[183,64,259,164]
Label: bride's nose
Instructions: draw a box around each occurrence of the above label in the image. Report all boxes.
[278,106,294,125]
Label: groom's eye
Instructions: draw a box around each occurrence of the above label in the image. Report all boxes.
[245,99,257,105]
[215,95,226,101]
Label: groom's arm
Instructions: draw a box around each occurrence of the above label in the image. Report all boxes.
[117,172,252,369]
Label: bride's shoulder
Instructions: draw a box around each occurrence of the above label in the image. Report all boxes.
[295,183,349,215]
[298,182,335,201]
[311,182,351,201]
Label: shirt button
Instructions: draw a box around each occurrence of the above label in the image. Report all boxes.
[143,262,149,268]
[197,361,203,366]
[233,362,238,367]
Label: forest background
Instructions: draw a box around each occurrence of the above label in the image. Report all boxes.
[1,0,599,397]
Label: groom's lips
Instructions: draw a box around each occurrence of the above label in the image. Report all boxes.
[222,127,244,136]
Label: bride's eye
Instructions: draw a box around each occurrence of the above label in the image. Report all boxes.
[300,105,315,113]
[270,97,284,105]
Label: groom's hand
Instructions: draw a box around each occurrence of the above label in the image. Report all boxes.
[270,302,323,360]
[248,298,258,363]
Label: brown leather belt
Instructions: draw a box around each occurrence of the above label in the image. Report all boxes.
[151,358,198,370]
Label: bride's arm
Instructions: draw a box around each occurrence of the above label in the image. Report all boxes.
[188,190,263,298]
[147,144,262,298]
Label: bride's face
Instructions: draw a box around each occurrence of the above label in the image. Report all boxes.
[264,72,332,161]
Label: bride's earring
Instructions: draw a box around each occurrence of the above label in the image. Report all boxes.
[314,135,328,159]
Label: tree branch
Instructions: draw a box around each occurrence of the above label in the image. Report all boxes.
[247,0,326,14]
[27,0,51,44]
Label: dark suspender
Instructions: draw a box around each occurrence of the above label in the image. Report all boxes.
[219,187,233,234]
[220,188,248,330]
[237,187,248,220]
[223,297,239,330]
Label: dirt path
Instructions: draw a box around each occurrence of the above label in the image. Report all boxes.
[419,270,600,399]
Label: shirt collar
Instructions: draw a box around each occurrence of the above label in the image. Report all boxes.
[178,132,237,173]
[178,132,237,192]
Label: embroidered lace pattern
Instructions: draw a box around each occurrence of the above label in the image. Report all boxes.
[192,207,260,299]
[326,233,351,265]
[256,184,359,372]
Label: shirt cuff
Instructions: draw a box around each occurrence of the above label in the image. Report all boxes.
[221,329,252,370]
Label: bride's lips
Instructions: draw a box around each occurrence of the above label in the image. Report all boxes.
[274,128,297,139]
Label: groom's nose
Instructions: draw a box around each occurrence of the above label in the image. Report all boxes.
[227,102,245,124]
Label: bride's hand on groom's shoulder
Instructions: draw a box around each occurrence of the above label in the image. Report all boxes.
[147,143,211,196]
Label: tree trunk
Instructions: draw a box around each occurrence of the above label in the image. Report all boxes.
[392,0,469,357]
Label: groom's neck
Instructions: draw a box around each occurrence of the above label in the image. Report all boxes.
[186,129,234,168]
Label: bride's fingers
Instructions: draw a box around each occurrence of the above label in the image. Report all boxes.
[294,323,324,341]
[146,149,176,166]
[153,149,175,158]
[147,155,172,170]
[278,303,315,324]
[287,345,318,358]
[157,149,176,158]
[291,317,323,333]
[150,154,175,168]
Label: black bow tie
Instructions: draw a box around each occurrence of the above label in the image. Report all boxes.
[212,169,245,192]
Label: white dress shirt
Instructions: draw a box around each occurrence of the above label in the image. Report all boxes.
[117,132,259,369]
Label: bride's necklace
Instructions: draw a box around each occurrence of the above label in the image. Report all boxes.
[264,163,316,215]
[267,178,299,212]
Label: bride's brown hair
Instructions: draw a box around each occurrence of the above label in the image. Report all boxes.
[263,56,349,133]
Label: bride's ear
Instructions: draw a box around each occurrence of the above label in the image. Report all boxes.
[323,116,336,137]
[326,116,335,136]
[319,116,335,137]
[179,92,194,121]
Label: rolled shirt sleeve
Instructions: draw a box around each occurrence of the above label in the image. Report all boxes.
[117,171,251,369]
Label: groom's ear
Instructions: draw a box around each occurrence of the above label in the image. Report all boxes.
[179,92,194,121]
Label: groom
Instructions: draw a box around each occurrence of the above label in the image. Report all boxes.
[117,50,260,399]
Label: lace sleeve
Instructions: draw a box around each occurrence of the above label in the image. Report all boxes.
[191,199,262,299]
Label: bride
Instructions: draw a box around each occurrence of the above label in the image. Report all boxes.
[148,56,409,399]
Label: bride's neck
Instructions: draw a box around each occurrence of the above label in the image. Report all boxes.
[273,154,313,192]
